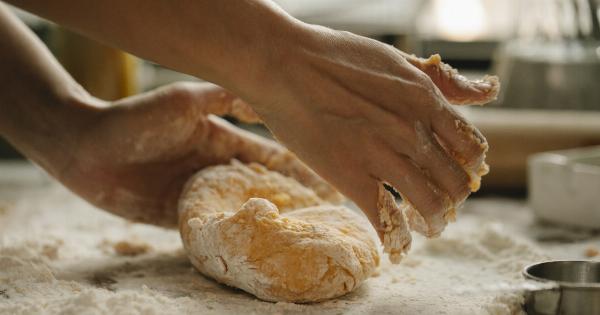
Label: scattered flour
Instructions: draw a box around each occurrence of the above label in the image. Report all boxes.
[0,165,557,315]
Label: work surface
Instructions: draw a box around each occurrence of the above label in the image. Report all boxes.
[1,162,598,315]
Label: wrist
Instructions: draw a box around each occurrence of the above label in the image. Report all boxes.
[0,81,100,177]
[232,20,336,111]
[218,8,311,102]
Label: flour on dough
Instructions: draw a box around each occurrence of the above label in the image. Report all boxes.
[178,161,380,302]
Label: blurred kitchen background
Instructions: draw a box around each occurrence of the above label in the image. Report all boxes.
[2,0,600,199]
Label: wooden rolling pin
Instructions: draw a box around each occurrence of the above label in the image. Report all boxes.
[465,108,600,190]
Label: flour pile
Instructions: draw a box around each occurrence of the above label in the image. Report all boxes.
[0,164,547,315]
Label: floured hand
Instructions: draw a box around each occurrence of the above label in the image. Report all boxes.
[244,25,499,241]
[57,82,341,227]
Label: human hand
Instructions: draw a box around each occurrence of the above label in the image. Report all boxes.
[244,25,499,238]
[58,82,341,227]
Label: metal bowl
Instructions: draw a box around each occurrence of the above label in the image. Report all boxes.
[523,260,600,315]
[493,40,600,111]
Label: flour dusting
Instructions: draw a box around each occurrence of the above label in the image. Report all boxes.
[0,165,553,315]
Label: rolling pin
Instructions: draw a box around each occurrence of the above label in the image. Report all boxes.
[465,108,600,190]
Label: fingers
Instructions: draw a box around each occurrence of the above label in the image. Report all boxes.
[338,171,382,236]
[373,151,451,238]
[341,170,413,263]
[205,116,344,203]
[330,175,413,264]
[229,98,262,123]
[377,182,412,263]
[399,52,500,105]
[165,82,262,123]
[369,119,473,238]
[371,113,471,234]
[413,121,471,203]
[430,105,489,191]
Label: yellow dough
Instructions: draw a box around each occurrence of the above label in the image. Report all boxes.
[178,161,382,302]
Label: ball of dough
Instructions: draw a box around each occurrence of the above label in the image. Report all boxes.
[178,161,380,302]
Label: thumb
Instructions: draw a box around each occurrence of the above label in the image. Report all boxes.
[401,52,500,105]
[168,82,262,123]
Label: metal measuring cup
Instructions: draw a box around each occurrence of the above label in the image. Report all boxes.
[522,260,600,315]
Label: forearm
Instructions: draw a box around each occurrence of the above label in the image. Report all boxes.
[0,3,97,176]
[5,0,300,98]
